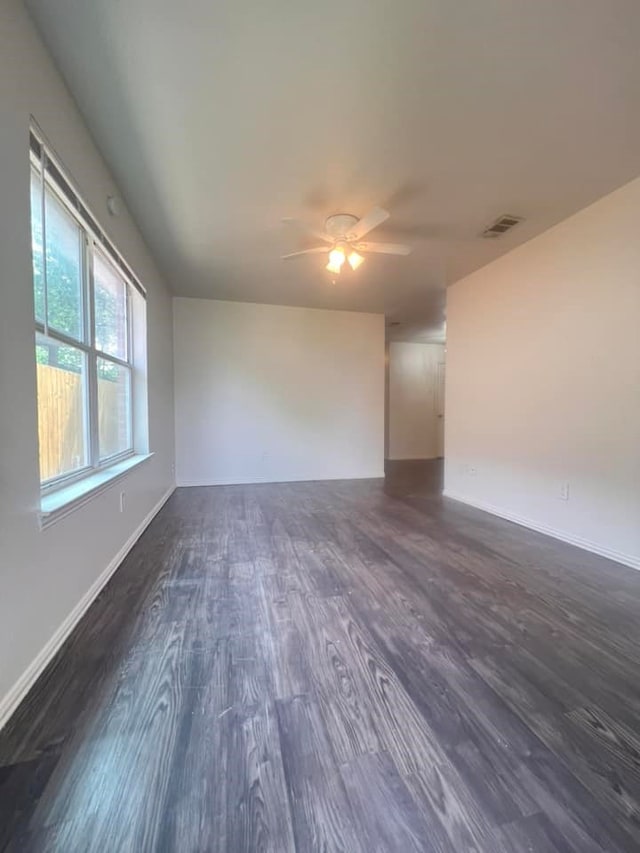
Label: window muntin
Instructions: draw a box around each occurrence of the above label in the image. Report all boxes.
[30,141,138,491]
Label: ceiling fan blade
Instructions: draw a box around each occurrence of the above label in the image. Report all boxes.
[356,241,412,255]
[281,246,329,259]
[282,218,333,244]
[348,207,390,241]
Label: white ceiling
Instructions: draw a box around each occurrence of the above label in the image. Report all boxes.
[26,0,640,342]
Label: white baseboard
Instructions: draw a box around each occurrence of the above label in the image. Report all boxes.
[443,490,640,572]
[177,471,385,487]
[0,486,175,732]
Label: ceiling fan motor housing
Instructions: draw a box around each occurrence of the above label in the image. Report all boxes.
[324,213,360,242]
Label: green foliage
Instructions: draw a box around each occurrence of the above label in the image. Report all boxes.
[31,176,82,340]
[31,171,124,378]
[97,358,120,383]
[36,342,83,374]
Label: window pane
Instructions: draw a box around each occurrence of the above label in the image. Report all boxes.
[30,169,45,322]
[36,337,88,482]
[97,358,132,460]
[45,189,83,340]
[94,251,127,359]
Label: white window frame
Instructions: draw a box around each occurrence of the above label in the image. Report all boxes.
[30,133,142,496]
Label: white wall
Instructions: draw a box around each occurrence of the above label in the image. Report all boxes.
[0,0,175,725]
[174,298,385,485]
[445,177,640,570]
[388,342,445,460]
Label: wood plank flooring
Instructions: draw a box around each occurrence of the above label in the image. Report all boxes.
[2,459,640,851]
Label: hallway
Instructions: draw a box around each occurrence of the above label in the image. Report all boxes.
[1,462,640,851]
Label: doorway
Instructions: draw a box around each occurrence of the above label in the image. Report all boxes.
[385,341,446,462]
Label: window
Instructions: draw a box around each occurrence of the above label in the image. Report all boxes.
[30,130,145,493]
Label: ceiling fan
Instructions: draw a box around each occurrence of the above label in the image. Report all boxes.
[282,207,412,274]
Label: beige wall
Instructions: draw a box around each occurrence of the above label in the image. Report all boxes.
[174,298,385,485]
[0,0,175,725]
[444,176,640,570]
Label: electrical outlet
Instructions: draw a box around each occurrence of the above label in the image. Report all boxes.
[559,481,570,501]
[119,491,126,513]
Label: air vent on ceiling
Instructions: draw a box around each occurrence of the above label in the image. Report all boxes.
[387,321,401,328]
[481,214,524,239]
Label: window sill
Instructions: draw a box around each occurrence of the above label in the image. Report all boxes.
[40,453,154,529]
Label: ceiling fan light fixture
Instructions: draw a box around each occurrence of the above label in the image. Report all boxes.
[348,250,365,271]
[326,247,346,274]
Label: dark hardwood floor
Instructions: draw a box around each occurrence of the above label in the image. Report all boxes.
[2,460,640,851]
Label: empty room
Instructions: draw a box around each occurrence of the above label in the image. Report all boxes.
[1,1,640,851]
